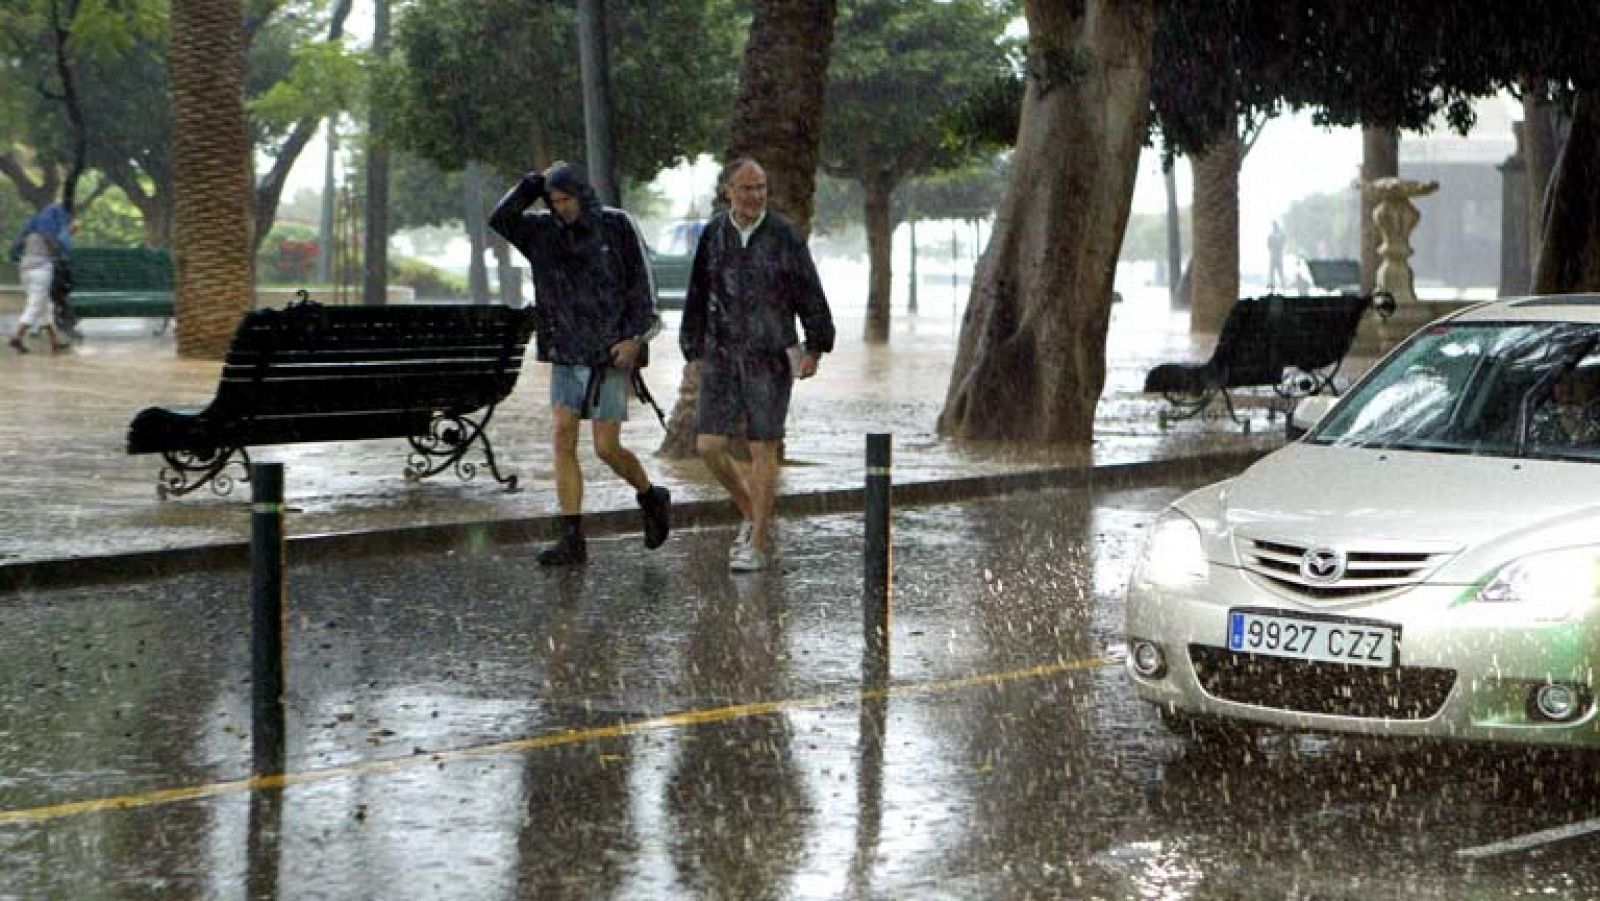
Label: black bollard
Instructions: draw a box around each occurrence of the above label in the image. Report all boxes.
[250,462,287,776]
[864,434,892,664]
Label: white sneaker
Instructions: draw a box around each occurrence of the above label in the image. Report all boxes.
[729,542,769,573]
[728,520,753,561]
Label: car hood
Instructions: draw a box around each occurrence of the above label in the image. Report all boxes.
[1200,444,1600,572]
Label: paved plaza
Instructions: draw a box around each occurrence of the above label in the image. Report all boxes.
[0,288,1304,586]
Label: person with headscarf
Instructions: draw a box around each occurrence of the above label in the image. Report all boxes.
[8,202,73,353]
[490,161,671,565]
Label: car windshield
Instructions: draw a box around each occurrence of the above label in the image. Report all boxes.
[1307,321,1600,461]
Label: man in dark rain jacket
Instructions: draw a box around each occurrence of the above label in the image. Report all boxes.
[680,157,835,572]
[490,162,671,565]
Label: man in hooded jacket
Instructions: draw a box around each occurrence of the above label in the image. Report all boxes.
[490,162,671,565]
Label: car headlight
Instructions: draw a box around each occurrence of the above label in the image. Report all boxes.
[1475,546,1600,622]
[1134,511,1208,589]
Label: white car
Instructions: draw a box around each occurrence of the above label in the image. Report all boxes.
[1126,295,1600,749]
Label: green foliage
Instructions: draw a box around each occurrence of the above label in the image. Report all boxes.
[255,221,320,284]
[74,184,147,247]
[1119,208,1191,264]
[390,255,466,299]
[820,0,1016,185]
[249,38,366,131]
[812,157,1008,238]
[1281,189,1357,261]
[388,0,741,181]
[387,151,470,233]
[1150,2,1600,158]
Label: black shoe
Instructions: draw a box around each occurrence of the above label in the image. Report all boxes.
[638,485,672,549]
[538,516,587,566]
[8,337,27,354]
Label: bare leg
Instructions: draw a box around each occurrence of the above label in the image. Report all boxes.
[592,420,650,491]
[552,406,583,515]
[697,433,753,520]
[747,440,781,553]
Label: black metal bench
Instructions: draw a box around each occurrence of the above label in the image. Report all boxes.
[126,296,537,499]
[1143,292,1393,431]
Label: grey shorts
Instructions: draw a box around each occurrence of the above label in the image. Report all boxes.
[695,352,793,441]
[550,364,629,421]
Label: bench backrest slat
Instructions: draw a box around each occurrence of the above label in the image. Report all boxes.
[66,247,176,293]
[206,302,535,421]
[1213,294,1370,387]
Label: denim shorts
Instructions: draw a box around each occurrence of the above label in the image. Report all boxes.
[695,351,793,441]
[550,364,629,421]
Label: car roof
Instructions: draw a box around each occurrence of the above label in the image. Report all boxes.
[1449,294,1600,324]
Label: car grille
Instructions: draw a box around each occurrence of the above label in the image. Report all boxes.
[1189,646,1456,720]
[1238,537,1455,602]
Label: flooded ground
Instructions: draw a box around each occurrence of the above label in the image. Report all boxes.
[4,479,1598,899]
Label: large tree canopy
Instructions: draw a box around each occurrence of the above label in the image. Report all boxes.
[0,0,359,248]
[387,0,740,183]
[819,0,1014,341]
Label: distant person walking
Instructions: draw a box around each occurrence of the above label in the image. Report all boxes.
[490,162,672,565]
[7,202,74,354]
[681,158,835,572]
[1267,221,1287,291]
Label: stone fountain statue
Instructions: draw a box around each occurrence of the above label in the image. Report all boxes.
[1362,177,1439,306]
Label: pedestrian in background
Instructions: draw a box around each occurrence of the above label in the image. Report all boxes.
[490,161,672,565]
[7,202,74,354]
[680,158,835,572]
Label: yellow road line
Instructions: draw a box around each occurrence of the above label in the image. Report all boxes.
[0,655,1112,827]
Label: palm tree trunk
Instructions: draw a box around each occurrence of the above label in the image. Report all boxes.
[171,0,255,359]
[1189,131,1241,335]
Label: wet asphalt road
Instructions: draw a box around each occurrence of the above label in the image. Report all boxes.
[4,482,1600,899]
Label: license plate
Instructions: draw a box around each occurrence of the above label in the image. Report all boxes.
[1227,609,1397,668]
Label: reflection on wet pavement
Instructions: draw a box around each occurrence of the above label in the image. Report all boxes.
[6,481,1600,898]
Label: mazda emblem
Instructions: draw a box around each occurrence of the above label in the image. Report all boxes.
[1300,547,1347,584]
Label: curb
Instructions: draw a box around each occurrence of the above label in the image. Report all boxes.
[0,449,1267,595]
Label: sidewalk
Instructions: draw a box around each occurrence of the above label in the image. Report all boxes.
[0,290,1300,586]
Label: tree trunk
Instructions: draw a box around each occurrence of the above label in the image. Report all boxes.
[1188,131,1241,334]
[863,173,893,342]
[1164,148,1182,307]
[724,0,837,235]
[493,235,521,305]
[464,161,491,304]
[0,155,61,210]
[1532,90,1600,293]
[1522,89,1565,270]
[46,1,87,212]
[939,0,1156,444]
[171,0,255,359]
[1360,127,1399,294]
[661,0,838,458]
[362,0,392,306]
[317,119,338,284]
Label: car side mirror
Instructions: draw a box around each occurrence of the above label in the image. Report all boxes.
[1288,395,1338,441]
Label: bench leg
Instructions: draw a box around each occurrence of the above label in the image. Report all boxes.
[1158,389,1217,428]
[404,407,519,491]
[157,446,252,500]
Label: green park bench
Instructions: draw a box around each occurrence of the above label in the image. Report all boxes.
[66,246,176,329]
